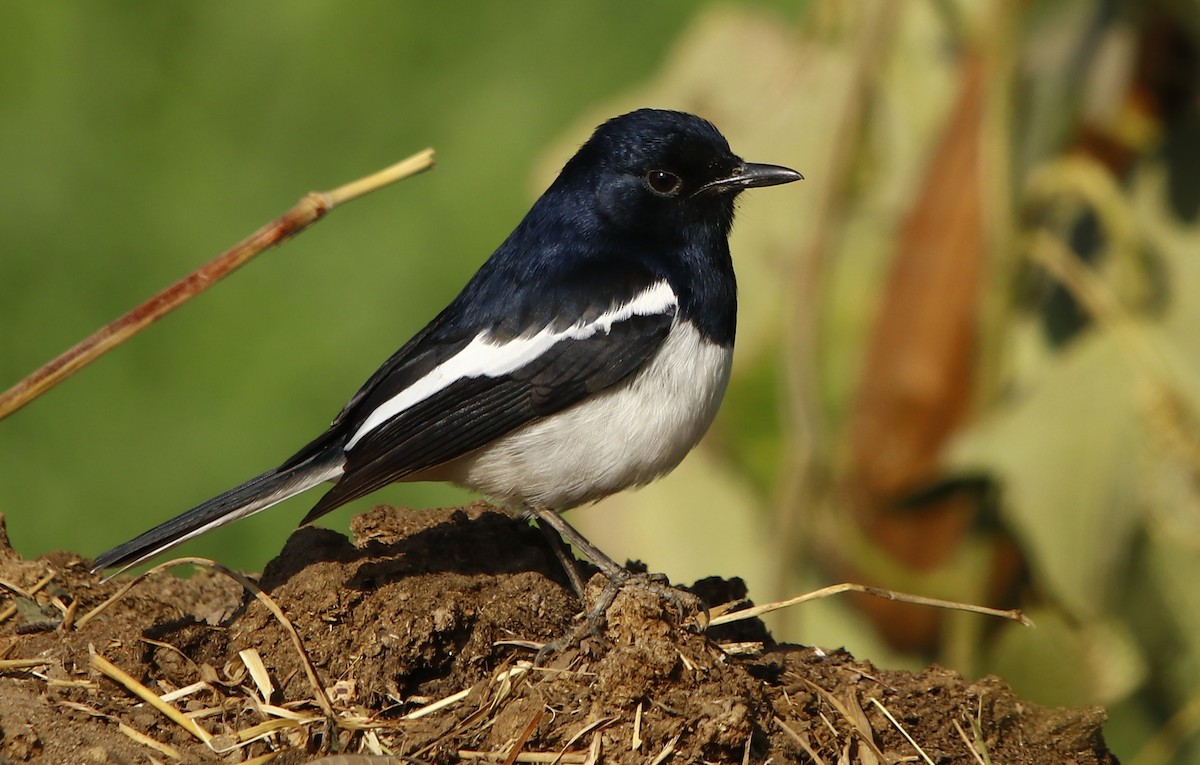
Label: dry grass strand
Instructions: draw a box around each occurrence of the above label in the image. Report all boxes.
[118,721,183,760]
[91,653,212,744]
[870,697,933,765]
[953,719,988,765]
[709,582,1032,628]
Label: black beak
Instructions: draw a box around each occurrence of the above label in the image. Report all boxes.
[695,162,804,196]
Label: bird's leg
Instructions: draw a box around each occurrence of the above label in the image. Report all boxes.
[525,505,627,581]
[525,505,706,664]
[535,519,588,600]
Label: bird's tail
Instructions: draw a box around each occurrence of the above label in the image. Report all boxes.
[91,453,345,575]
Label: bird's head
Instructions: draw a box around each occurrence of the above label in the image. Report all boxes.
[558,109,802,242]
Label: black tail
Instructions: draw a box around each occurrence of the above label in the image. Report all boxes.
[91,453,344,574]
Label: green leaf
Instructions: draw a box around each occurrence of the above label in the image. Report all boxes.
[949,332,1144,619]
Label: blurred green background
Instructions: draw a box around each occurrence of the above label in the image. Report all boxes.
[5,2,1200,762]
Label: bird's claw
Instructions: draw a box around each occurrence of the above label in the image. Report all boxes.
[532,570,708,666]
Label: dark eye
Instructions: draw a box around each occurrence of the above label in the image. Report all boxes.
[644,169,683,197]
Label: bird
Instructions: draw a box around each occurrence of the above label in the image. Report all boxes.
[92,108,803,603]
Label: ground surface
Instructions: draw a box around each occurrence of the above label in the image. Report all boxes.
[0,504,1116,764]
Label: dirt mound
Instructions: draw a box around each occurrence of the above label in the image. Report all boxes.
[0,504,1116,764]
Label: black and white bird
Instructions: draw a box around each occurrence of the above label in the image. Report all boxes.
[92,109,802,593]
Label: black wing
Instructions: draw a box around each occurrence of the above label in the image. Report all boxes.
[296,305,676,525]
[281,247,669,473]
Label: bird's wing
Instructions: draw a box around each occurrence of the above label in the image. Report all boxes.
[294,278,679,525]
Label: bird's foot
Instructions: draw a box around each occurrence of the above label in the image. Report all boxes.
[533,570,708,666]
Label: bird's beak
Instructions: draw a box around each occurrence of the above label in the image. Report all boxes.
[695,162,804,196]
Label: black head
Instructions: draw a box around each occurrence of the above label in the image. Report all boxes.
[556,108,802,241]
[465,109,801,344]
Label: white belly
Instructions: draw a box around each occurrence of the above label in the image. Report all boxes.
[445,320,733,509]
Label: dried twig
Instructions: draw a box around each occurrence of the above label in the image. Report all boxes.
[869,697,933,765]
[632,702,644,751]
[117,721,183,760]
[503,708,545,765]
[402,664,530,721]
[646,733,680,765]
[158,680,211,704]
[91,653,211,744]
[0,658,53,672]
[709,581,1032,628]
[0,149,434,421]
[953,719,988,765]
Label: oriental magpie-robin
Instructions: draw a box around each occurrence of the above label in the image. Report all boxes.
[92,109,802,587]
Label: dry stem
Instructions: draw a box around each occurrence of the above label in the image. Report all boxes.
[0,149,434,421]
[709,581,1032,628]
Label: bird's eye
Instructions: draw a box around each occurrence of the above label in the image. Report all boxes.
[644,169,683,197]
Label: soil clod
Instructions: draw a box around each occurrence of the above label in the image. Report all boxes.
[0,506,1117,763]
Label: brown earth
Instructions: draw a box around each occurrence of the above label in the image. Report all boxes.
[0,503,1116,764]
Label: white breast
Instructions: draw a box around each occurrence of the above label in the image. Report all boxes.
[445,320,733,510]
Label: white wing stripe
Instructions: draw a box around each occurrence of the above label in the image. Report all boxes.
[345,281,678,450]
